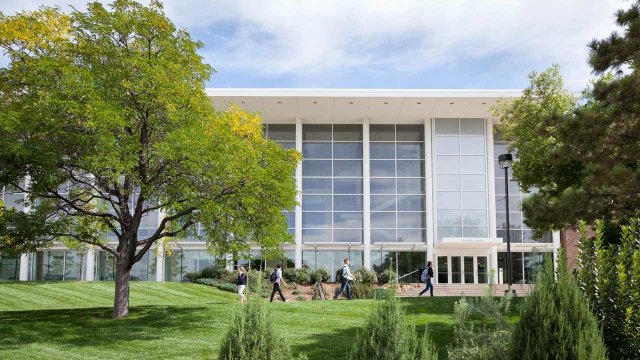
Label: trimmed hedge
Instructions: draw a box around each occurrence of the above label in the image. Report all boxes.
[310,268,330,283]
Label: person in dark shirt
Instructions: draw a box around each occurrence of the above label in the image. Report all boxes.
[236,266,247,303]
[419,261,434,297]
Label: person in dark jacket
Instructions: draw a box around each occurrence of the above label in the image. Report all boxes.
[419,261,434,297]
[236,266,247,303]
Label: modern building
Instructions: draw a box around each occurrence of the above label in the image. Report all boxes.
[0,89,559,285]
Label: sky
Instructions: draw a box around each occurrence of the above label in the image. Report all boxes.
[0,0,627,91]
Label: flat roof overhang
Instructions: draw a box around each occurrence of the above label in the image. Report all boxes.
[205,88,523,124]
[435,237,503,250]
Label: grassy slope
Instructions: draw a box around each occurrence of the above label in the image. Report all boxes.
[0,282,513,360]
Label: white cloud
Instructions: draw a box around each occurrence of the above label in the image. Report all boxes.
[0,0,626,89]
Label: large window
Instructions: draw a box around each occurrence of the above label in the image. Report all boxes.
[265,124,296,237]
[302,250,363,281]
[35,250,85,281]
[370,251,425,283]
[493,135,552,243]
[498,251,548,284]
[165,250,219,282]
[302,124,363,243]
[0,254,20,281]
[434,118,488,241]
[370,124,426,243]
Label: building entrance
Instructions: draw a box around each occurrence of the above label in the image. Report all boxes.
[436,255,489,284]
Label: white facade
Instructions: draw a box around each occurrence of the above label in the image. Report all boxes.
[0,89,558,285]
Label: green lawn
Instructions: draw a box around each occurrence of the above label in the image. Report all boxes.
[0,282,516,359]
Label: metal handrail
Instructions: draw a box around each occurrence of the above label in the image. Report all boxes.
[381,269,419,287]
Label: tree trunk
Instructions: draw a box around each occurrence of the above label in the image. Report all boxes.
[113,255,131,319]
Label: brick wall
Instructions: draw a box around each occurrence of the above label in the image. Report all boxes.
[560,227,595,270]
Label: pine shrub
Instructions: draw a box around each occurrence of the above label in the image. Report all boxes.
[348,289,438,360]
[511,251,606,360]
[218,302,306,360]
[447,284,513,360]
[351,283,374,299]
[379,269,397,285]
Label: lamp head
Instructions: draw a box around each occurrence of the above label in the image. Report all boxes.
[498,153,513,169]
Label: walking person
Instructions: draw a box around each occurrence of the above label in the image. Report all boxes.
[333,258,356,300]
[269,264,287,302]
[419,261,434,297]
[236,266,247,303]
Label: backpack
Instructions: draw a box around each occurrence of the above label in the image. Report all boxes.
[421,269,429,282]
[269,270,278,283]
[335,267,343,282]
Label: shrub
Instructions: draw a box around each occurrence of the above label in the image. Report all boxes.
[295,296,305,302]
[283,267,310,284]
[511,250,607,360]
[310,268,330,283]
[348,288,438,360]
[195,278,237,293]
[185,271,201,283]
[576,219,640,358]
[447,285,513,360]
[379,269,397,284]
[353,268,377,285]
[351,284,374,299]
[195,278,217,286]
[218,302,306,360]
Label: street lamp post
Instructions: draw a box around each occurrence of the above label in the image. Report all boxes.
[498,153,514,294]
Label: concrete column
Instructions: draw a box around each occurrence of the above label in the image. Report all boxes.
[294,117,303,268]
[424,118,435,264]
[486,119,498,239]
[19,253,29,281]
[552,230,561,270]
[155,242,165,282]
[490,246,499,284]
[85,246,96,281]
[362,118,371,270]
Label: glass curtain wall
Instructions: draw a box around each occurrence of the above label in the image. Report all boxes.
[493,134,552,243]
[498,251,548,284]
[434,118,488,241]
[36,250,85,281]
[265,124,296,236]
[0,254,20,280]
[370,251,426,283]
[302,125,363,243]
[369,125,426,243]
[165,250,218,282]
[302,250,363,281]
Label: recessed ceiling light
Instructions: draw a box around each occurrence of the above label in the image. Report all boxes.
[349,101,354,104]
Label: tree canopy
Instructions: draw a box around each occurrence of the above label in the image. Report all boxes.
[491,1,640,238]
[0,0,300,318]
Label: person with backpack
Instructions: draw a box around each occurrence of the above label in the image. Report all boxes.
[236,266,247,304]
[419,261,434,297]
[269,264,287,302]
[333,258,356,300]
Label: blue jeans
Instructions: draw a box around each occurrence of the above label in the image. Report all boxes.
[420,278,433,296]
[334,279,352,299]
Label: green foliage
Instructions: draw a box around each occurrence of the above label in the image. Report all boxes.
[295,296,305,302]
[348,289,438,360]
[491,1,640,235]
[379,269,397,284]
[447,285,513,360]
[512,251,607,360]
[577,219,640,358]
[353,268,377,285]
[283,267,310,284]
[218,302,306,360]
[185,266,235,283]
[351,284,374,299]
[194,278,236,293]
[309,268,330,283]
[0,0,300,317]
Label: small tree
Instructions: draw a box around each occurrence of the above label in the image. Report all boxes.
[511,251,606,360]
[218,302,304,360]
[348,289,438,360]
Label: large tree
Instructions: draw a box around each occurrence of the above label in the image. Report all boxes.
[0,1,300,318]
[491,1,640,238]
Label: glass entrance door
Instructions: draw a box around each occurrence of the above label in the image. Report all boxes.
[436,255,490,284]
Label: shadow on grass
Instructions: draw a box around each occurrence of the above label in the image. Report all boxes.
[0,305,211,349]
[289,324,362,360]
[401,296,460,315]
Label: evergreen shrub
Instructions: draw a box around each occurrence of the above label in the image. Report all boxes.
[348,289,438,360]
[379,269,397,284]
[353,268,377,285]
[283,267,310,284]
[218,302,307,360]
[351,284,374,299]
[511,251,607,360]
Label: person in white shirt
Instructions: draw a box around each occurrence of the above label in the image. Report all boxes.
[270,264,287,302]
[333,259,356,300]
